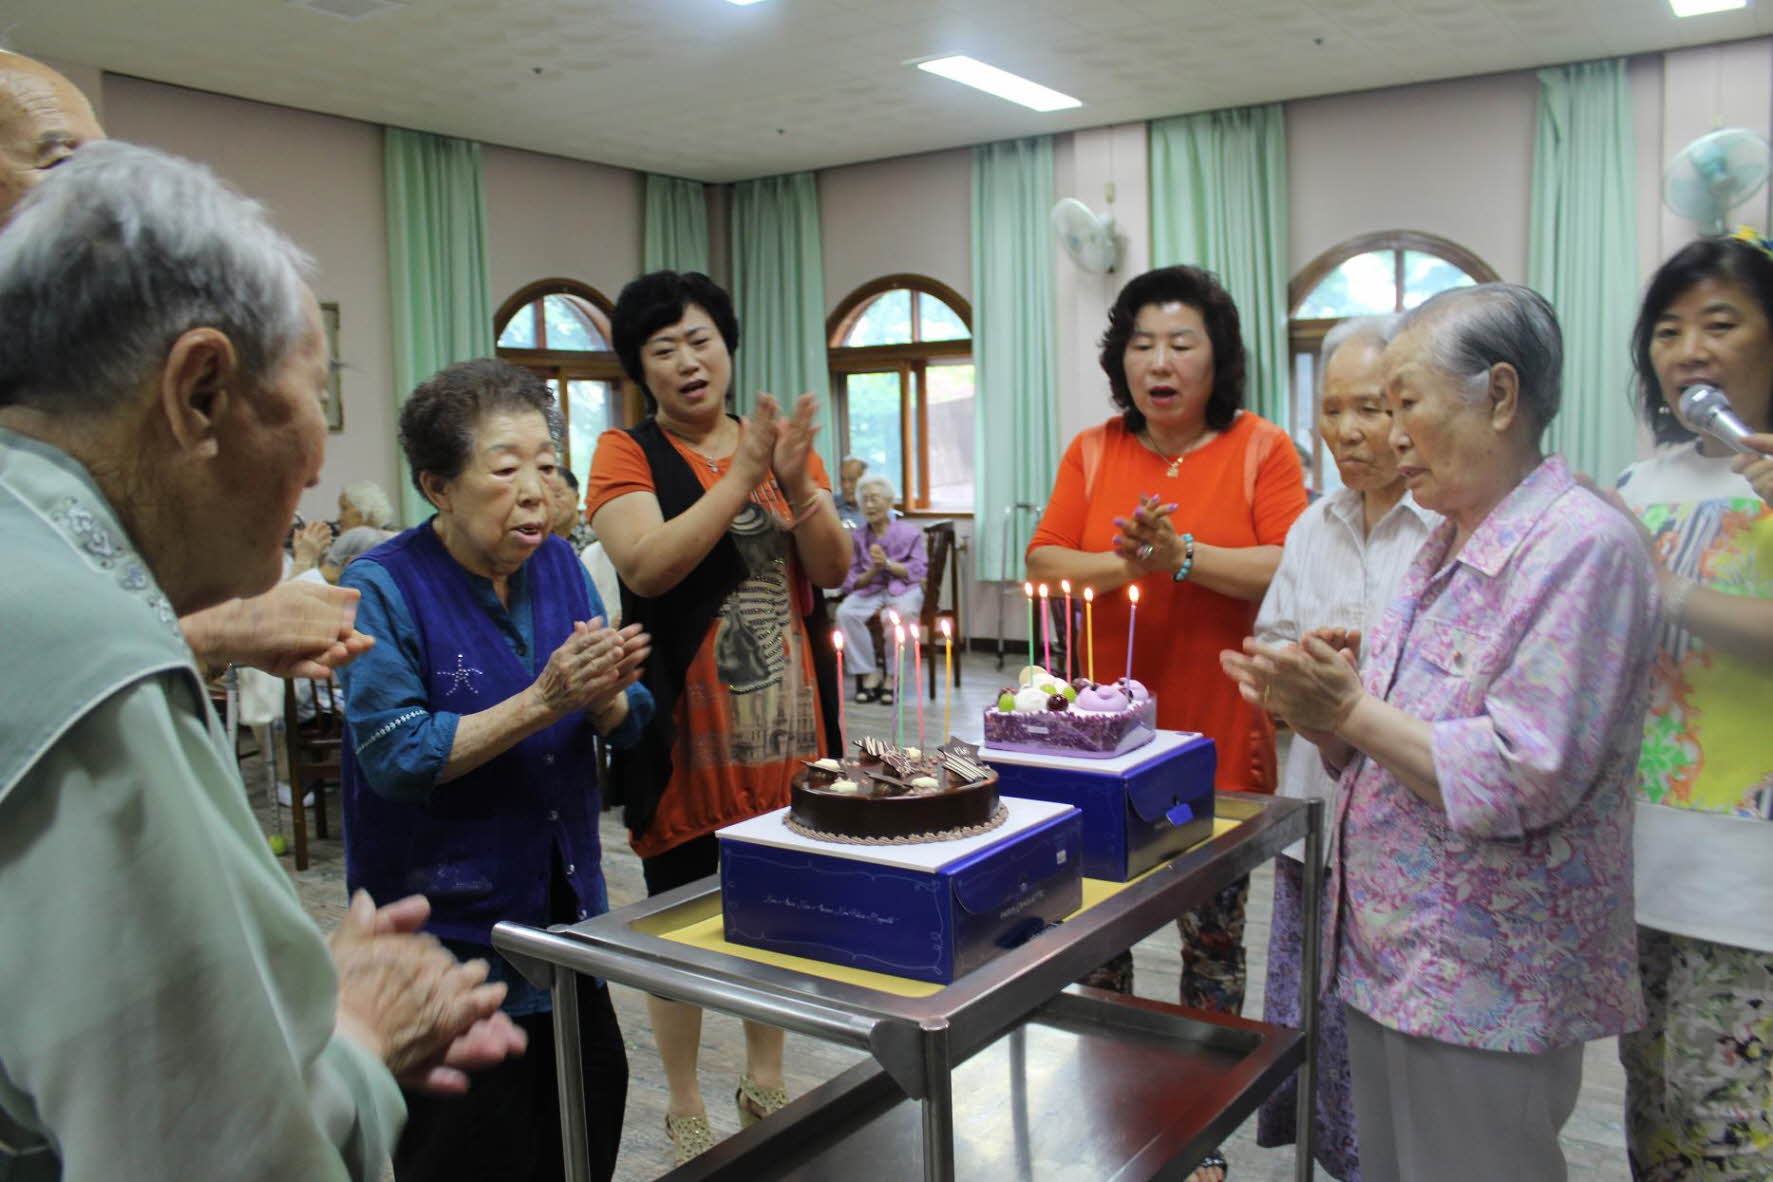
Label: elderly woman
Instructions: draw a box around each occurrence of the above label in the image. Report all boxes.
[835,473,928,703]
[1609,234,1773,1180]
[339,478,397,532]
[586,270,849,1164]
[339,358,653,1182]
[1225,284,1656,1182]
[0,142,520,1180]
[1249,316,1439,1182]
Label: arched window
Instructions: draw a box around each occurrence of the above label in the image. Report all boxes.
[1287,231,1500,491]
[494,279,628,490]
[827,275,974,512]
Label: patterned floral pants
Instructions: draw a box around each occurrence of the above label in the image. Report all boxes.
[1620,927,1773,1182]
[1076,877,1250,1014]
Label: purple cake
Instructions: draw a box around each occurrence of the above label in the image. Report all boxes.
[982,668,1156,759]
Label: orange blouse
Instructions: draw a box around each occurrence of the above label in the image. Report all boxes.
[1027,413,1307,792]
[586,428,832,858]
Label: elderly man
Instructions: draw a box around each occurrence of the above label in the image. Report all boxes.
[1225,285,1656,1182]
[1249,315,1439,1181]
[0,49,371,682]
[0,141,522,1179]
[832,454,867,530]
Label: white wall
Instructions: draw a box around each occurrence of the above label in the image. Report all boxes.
[818,147,972,314]
[102,75,399,526]
[1654,38,1773,264]
[482,144,643,313]
[1286,69,1540,284]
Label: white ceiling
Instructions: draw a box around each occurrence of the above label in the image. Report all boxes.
[11,0,1773,183]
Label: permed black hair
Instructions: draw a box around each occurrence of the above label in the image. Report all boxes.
[1098,265,1246,434]
[610,270,740,413]
[398,357,562,506]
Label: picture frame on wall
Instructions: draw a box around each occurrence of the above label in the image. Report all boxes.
[321,300,344,433]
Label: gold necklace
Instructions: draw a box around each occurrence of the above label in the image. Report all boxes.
[1144,428,1212,477]
[663,420,728,473]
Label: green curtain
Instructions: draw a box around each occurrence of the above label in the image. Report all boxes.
[643,174,711,275]
[384,127,493,524]
[1529,59,1639,482]
[729,172,829,436]
[1148,104,1290,426]
[971,136,1058,580]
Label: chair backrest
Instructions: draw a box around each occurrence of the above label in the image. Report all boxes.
[580,541,623,627]
[919,521,956,632]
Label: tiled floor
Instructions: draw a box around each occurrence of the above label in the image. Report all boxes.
[260,648,1632,1181]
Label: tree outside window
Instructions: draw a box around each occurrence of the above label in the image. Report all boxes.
[827,275,974,512]
[1288,231,1499,493]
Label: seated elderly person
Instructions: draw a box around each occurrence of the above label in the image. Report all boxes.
[339,478,397,532]
[834,474,927,703]
[832,455,867,530]
[339,357,652,1182]
[1223,284,1656,1182]
[0,141,520,1180]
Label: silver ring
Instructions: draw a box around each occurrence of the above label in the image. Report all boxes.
[1138,543,1154,560]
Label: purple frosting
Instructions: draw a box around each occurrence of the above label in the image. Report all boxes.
[1115,677,1151,704]
[1074,685,1129,712]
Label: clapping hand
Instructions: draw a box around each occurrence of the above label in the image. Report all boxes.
[771,392,823,501]
[291,520,333,572]
[1111,494,1183,576]
[533,618,649,720]
[1220,631,1363,742]
[733,394,781,488]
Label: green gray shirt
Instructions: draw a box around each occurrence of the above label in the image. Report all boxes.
[0,429,403,1181]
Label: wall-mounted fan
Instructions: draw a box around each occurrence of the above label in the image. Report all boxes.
[1664,127,1772,235]
[1050,197,1122,274]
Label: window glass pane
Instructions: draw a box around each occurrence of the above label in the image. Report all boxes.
[845,289,913,347]
[498,303,537,349]
[920,297,971,342]
[543,294,607,350]
[564,380,614,491]
[1402,251,1476,310]
[843,371,903,495]
[1291,350,1317,451]
[925,361,975,509]
[1295,251,1398,318]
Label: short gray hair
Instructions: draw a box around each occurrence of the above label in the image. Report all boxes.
[325,525,389,570]
[1317,315,1399,395]
[0,140,313,415]
[1398,283,1563,429]
[340,480,396,529]
[856,473,897,503]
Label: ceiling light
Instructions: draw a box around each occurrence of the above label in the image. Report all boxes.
[723,0,769,5]
[1669,0,1748,15]
[916,56,1082,113]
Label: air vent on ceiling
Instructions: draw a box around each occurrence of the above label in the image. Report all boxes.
[286,0,409,22]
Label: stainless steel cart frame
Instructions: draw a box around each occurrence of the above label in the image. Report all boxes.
[494,792,1324,1182]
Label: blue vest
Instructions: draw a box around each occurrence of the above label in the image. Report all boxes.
[341,525,606,946]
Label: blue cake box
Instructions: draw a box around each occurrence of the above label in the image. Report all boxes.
[982,731,1216,882]
[718,798,1083,985]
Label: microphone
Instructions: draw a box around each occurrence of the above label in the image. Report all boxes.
[1677,384,1759,456]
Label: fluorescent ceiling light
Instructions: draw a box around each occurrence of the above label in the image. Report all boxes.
[1670,0,1748,15]
[916,56,1081,112]
[723,0,768,5]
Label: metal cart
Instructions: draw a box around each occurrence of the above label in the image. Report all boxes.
[494,792,1324,1182]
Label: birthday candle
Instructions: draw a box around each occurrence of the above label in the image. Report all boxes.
[939,616,953,740]
[1125,584,1140,687]
[831,630,845,754]
[1023,581,1034,666]
[1061,579,1073,683]
[893,623,907,747]
[910,623,925,749]
[1084,587,1095,682]
[1038,583,1051,671]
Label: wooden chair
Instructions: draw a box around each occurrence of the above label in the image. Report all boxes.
[281,677,342,871]
[918,521,962,700]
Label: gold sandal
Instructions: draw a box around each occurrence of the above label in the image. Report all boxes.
[665,1110,715,1165]
[735,1075,790,1128]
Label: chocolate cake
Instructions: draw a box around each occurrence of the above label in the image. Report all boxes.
[790,738,1000,841]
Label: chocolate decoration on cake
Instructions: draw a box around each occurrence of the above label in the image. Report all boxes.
[791,738,1000,841]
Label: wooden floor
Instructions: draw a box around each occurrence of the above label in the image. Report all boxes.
[261,647,1633,1181]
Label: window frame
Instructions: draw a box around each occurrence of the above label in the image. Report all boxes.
[1286,231,1500,488]
[493,278,640,476]
[826,274,974,515]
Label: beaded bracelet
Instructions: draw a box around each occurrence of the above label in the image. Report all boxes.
[1172,533,1196,582]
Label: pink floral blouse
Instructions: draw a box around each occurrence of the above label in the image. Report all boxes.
[1328,456,1656,1053]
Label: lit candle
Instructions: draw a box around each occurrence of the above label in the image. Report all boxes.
[1022,581,1034,667]
[831,629,845,754]
[1125,583,1140,688]
[1061,578,1073,683]
[1038,583,1051,672]
[910,622,925,749]
[1084,587,1095,682]
[893,622,907,747]
[939,616,954,740]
